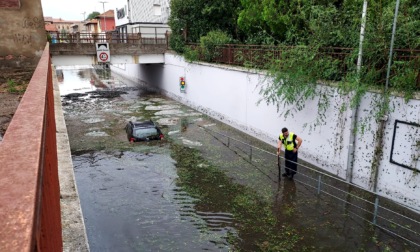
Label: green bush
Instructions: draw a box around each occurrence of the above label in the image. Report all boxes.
[199,30,232,61]
[169,33,186,54]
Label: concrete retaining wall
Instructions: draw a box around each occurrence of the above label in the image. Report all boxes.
[111,52,420,212]
[0,0,46,70]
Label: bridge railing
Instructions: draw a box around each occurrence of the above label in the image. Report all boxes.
[0,43,62,251]
[51,32,169,46]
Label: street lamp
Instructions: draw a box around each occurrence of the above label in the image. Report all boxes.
[99,1,108,32]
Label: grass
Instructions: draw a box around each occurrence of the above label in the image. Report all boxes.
[4,79,27,94]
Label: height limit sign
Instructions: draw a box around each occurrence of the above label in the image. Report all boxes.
[96,43,110,63]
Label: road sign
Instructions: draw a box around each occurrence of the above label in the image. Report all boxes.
[99,52,108,62]
[96,43,110,63]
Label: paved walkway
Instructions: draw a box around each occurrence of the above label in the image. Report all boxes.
[53,66,89,251]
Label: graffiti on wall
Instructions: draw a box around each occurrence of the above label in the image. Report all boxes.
[13,33,32,45]
[23,17,44,29]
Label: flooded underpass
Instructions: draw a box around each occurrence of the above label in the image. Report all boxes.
[59,66,420,251]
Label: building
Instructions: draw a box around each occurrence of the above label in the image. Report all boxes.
[96,10,115,33]
[70,22,87,33]
[84,19,99,33]
[52,18,79,33]
[114,0,171,41]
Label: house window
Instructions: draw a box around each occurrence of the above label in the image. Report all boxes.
[153,4,161,16]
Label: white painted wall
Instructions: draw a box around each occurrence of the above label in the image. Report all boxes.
[115,0,129,27]
[110,53,420,212]
[129,0,171,23]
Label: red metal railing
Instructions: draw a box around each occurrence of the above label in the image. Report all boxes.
[0,43,62,251]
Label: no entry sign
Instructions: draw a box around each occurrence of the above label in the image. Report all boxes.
[96,43,110,63]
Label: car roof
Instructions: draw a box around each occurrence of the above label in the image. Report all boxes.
[130,120,156,128]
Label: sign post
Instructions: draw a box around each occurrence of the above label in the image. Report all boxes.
[96,43,110,63]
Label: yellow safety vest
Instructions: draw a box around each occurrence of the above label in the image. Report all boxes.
[279,132,295,151]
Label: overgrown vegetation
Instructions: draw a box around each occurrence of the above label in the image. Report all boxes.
[86,11,100,20]
[169,0,419,127]
[6,79,26,94]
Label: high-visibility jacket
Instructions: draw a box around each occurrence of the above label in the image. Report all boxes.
[279,132,296,151]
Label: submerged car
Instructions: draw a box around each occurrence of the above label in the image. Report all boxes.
[125,120,164,142]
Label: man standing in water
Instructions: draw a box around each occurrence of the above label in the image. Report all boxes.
[277,127,303,179]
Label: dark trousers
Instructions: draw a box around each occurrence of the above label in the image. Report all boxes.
[285,150,298,175]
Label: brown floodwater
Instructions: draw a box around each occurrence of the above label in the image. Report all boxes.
[60,67,420,251]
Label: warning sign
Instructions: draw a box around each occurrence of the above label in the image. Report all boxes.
[96,43,110,63]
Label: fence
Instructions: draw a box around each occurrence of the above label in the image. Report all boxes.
[50,32,169,45]
[187,43,420,86]
[0,43,62,251]
[199,125,420,249]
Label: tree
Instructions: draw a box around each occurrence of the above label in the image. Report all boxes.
[169,0,241,43]
[86,11,100,20]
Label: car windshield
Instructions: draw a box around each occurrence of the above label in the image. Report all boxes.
[133,127,158,138]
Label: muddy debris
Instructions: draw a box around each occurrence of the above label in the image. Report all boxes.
[86,90,128,98]
[61,90,129,102]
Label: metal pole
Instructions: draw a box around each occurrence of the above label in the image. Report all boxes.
[373,196,379,225]
[249,146,252,161]
[99,1,108,32]
[373,0,400,193]
[385,0,401,92]
[356,0,368,72]
[317,175,322,194]
[346,0,368,183]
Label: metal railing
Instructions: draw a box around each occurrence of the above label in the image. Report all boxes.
[0,43,62,251]
[199,125,420,248]
[188,43,420,65]
[187,43,420,86]
[50,32,169,45]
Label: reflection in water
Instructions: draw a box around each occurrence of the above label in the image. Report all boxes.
[181,118,188,132]
[56,69,64,82]
[73,151,234,251]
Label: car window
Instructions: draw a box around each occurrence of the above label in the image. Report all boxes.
[133,127,158,138]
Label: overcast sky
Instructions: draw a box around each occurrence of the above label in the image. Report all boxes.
[41,0,121,21]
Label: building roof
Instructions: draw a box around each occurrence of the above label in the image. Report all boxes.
[84,19,98,25]
[44,16,53,23]
[49,18,79,24]
[96,10,114,19]
[45,23,58,32]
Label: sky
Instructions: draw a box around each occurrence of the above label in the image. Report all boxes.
[40,0,122,21]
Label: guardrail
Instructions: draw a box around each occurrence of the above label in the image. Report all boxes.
[0,43,62,251]
[50,32,169,46]
[200,125,420,249]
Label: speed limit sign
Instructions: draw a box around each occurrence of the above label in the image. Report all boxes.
[99,52,109,62]
[96,43,111,63]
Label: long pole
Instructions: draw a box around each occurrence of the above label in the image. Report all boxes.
[99,1,107,32]
[346,0,368,183]
[373,0,401,193]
